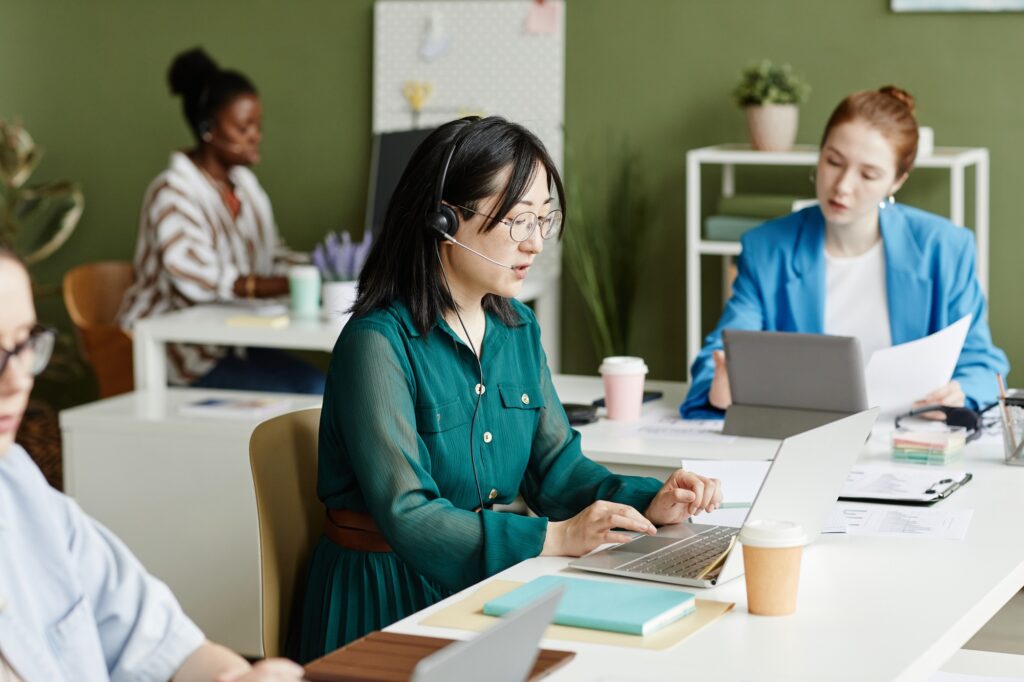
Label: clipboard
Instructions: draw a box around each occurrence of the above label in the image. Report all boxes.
[838,466,972,506]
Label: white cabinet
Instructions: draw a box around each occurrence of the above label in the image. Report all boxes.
[684,143,990,372]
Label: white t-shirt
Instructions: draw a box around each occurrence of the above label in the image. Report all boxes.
[824,239,892,363]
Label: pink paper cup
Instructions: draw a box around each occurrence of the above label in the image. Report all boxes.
[598,356,649,422]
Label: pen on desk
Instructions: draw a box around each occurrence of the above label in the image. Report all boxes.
[998,373,1016,452]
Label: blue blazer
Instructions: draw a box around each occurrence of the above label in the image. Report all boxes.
[681,204,1009,418]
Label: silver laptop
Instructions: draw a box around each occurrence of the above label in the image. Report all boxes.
[411,584,565,682]
[723,329,868,439]
[569,409,878,588]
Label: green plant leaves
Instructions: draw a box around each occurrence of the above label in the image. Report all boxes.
[733,59,810,107]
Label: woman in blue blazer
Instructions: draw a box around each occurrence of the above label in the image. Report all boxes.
[682,86,1008,419]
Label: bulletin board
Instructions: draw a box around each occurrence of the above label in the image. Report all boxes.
[372,0,565,166]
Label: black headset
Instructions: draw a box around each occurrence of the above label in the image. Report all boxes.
[894,404,983,443]
[425,118,481,240]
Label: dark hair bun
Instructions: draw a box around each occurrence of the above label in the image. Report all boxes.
[879,85,915,114]
[168,47,219,97]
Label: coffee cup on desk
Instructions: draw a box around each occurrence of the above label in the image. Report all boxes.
[288,265,321,319]
[598,356,648,422]
[738,519,806,616]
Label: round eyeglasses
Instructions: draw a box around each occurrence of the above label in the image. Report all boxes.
[455,204,563,242]
[0,325,56,378]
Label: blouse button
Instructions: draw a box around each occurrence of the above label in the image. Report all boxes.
[475,383,486,395]
[521,393,530,405]
[488,488,499,500]
[483,431,493,444]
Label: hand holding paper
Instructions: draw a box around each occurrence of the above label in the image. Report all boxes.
[865,314,971,410]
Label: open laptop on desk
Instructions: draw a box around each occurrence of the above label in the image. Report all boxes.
[723,329,868,439]
[412,585,565,682]
[569,408,878,588]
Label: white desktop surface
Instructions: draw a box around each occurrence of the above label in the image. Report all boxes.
[131,304,347,401]
[59,376,1024,669]
[386,432,1024,681]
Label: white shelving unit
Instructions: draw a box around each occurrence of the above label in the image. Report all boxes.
[685,143,990,372]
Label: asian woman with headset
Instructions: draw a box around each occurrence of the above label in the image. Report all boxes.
[297,116,724,660]
[681,86,1009,419]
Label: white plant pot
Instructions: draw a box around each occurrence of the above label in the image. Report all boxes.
[745,104,799,152]
[321,280,358,319]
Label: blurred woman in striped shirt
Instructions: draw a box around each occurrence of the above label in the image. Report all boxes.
[119,48,323,394]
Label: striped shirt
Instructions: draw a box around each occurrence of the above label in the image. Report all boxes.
[119,152,295,384]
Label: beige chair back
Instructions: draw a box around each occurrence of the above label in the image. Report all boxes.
[249,407,322,658]
[62,261,135,397]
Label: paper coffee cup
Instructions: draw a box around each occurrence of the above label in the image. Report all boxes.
[288,265,321,319]
[738,520,806,616]
[598,356,649,422]
[917,126,934,158]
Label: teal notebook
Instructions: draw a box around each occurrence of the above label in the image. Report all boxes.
[482,575,695,636]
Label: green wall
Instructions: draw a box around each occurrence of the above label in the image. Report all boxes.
[2,0,1021,405]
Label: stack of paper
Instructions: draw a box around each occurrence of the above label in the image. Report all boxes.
[893,428,967,464]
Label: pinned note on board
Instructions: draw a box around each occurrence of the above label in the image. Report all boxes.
[526,0,559,34]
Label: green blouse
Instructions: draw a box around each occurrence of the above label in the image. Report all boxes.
[298,298,662,661]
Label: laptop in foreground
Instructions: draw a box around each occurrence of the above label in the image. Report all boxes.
[411,585,565,682]
[569,409,878,588]
[723,329,868,439]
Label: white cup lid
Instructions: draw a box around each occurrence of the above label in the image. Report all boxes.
[598,356,649,375]
[738,519,807,548]
[289,265,320,278]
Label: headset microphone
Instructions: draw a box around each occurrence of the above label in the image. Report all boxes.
[439,232,515,270]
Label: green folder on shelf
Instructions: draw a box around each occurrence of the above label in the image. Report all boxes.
[717,193,809,218]
[482,575,696,637]
[704,214,764,241]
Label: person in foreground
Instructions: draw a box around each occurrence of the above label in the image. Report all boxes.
[0,248,302,681]
[682,86,1008,419]
[119,47,323,394]
[298,116,724,660]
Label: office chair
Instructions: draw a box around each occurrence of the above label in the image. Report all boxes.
[62,261,135,397]
[249,407,322,658]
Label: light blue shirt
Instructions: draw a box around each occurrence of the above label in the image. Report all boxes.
[0,444,204,681]
[681,204,1010,418]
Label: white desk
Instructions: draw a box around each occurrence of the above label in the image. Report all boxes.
[387,431,1024,681]
[131,305,347,398]
[132,275,562,402]
[60,387,322,655]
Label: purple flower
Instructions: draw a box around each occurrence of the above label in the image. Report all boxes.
[314,230,374,281]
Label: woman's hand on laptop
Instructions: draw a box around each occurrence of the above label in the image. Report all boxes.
[541,501,656,557]
[708,350,732,410]
[643,469,723,526]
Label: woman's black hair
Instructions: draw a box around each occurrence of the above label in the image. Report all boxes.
[167,47,258,141]
[352,116,566,334]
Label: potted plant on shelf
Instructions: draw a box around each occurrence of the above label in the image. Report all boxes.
[312,230,372,319]
[733,60,810,152]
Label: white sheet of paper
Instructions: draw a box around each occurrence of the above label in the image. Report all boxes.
[832,502,973,540]
[620,410,737,443]
[865,314,972,410]
[841,464,970,503]
[678,459,770,527]
[680,459,770,504]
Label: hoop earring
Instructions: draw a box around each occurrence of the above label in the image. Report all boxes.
[878,195,895,210]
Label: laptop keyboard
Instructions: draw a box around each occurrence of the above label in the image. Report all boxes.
[620,526,739,580]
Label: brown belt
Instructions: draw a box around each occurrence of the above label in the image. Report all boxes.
[324,508,393,553]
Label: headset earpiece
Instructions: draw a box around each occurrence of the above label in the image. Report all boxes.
[426,205,459,239]
[426,117,480,241]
